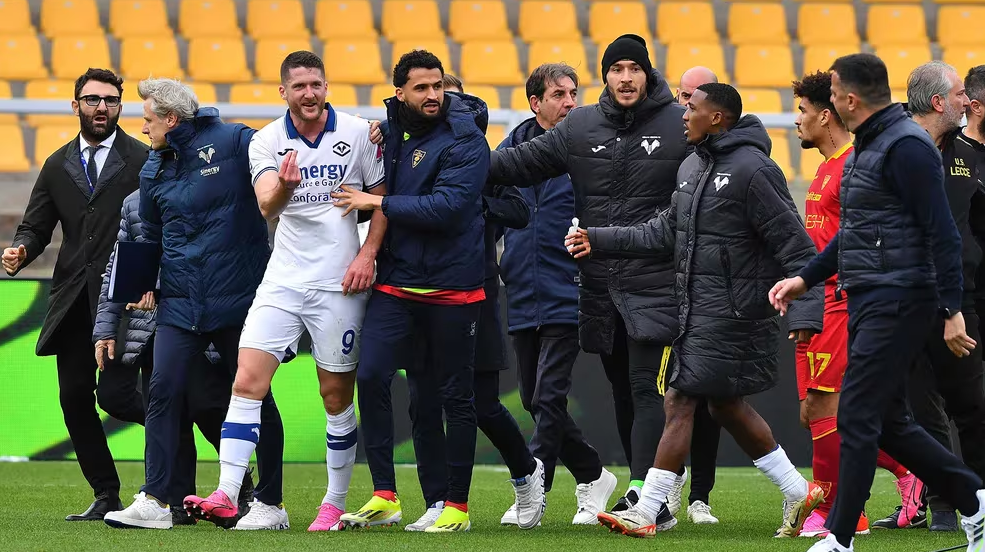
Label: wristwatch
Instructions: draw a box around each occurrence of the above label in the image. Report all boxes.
[940,307,958,319]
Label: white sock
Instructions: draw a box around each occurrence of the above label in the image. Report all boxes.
[322,403,357,510]
[628,484,643,498]
[635,468,677,523]
[754,445,808,502]
[217,395,262,504]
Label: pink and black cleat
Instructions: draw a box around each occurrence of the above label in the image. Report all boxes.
[308,503,346,532]
[184,490,239,529]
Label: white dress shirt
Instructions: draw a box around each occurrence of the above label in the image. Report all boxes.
[79,130,117,181]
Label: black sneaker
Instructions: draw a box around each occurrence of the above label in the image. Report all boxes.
[872,505,927,529]
[930,509,959,532]
[611,489,639,513]
[237,467,256,519]
[171,507,197,526]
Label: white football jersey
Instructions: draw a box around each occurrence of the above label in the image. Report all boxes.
[249,105,385,290]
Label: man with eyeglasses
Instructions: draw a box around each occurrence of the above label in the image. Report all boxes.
[3,68,150,521]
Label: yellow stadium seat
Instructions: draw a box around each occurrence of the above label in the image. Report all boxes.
[34,125,79,165]
[232,118,278,129]
[656,2,718,45]
[0,81,14,124]
[187,38,251,83]
[866,5,927,47]
[0,125,31,171]
[875,45,932,89]
[802,44,859,74]
[247,0,309,40]
[581,85,604,105]
[866,0,920,3]
[41,0,102,38]
[370,84,394,107]
[665,43,728,85]
[0,0,34,35]
[519,1,579,42]
[179,0,241,39]
[729,3,789,46]
[589,1,650,46]
[891,88,907,103]
[109,0,171,39]
[486,124,506,148]
[937,6,985,48]
[327,84,358,107]
[528,41,592,87]
[934,0,985,4]
[767,129,793,183]
[117,117,150,144]
[51,35,112,81]
[391,40,453,73]
[25,79,76,128]
[315,0,377,40]
[737,88,783,114]
[0,35,48,80]
[230,83,283,104]
[323,40,385,85]
[943,47,985,78]
[797,3,859,47]
[511,86,531,110]
[120,37,184,80]
[382,0,443,41]
[799,147,825,182]
[734,45,795,88]
[187,82,218,104]
[463,85,501,108]
[460,40,523,85]
[255,39,313,83]
[448,0,512,42]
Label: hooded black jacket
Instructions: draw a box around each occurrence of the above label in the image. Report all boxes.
[488,71,689,354]
[590,116,821,397]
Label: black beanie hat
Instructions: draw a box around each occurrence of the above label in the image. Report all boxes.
[601,34,653,81]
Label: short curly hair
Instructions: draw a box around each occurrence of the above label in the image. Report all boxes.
[392,50,444,88]
[792,71,844,127]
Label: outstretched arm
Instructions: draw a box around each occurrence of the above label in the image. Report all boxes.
[488,117,571,188]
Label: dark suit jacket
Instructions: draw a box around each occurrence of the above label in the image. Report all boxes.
[11,127,148,356]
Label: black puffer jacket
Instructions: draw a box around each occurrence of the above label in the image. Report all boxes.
[590,116,822,397]
[488,71,690,354]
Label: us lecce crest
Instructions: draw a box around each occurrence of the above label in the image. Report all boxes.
[821,175,831,189]
[412,149,426,168]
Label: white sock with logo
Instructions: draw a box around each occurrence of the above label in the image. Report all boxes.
[217,395,262,504]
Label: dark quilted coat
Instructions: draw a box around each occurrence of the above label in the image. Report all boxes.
[590,115,822,397]
[488,71,690,354]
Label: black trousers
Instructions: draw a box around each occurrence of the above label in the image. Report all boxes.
[689,399,721,505]
[55,293,131,499]
[827,297,982,542]
[908,310,985,511]
[513,324,602,491]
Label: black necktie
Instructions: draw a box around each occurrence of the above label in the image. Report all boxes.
[86,145,101,191]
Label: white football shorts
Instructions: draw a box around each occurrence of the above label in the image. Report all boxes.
[239,282,369,372]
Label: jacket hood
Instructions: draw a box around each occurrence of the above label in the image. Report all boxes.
[505,116,541,147]
[599,69,675,129]
[165,107,222,149]
[700,114,772,157]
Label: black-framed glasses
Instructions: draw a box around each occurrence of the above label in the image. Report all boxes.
[79,95,121,108]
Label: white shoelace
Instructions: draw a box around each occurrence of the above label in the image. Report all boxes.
[417,506,443,526]
[575,483,593,513]
[690,502,712,516]
[130,493,166,518]
[242,500,282,522]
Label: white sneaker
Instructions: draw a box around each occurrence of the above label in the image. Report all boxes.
[104,492,172,529]
[233,500,290,530]
[807,533,854,551]
[961,489,985,552]
[512,457,547,529]
[668,467,688,516]
[405,502,443,532]
[501,503,519,525]
[687,500,719,524]
[573,468,618,525]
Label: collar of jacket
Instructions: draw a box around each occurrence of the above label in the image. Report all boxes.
[696,114,772,159]
[852,103,908,152]
[164,107,222,150]
[383,92,489,140]
[598,69,674,130]
[507,116,547,146]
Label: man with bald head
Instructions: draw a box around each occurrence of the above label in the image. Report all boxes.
[677,67,719,105]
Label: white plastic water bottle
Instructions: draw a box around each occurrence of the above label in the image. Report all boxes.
[566,217,580,254]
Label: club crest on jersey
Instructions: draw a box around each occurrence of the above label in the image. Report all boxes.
[821,175,831,189]
[413,149,426,168]
[641,136,661,155]
[714,173,730,191]
[332,141,351,157]
[198,145,215,164]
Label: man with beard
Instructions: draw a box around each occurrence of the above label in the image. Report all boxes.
[567,83,825,539]
[495,63,613,526]
[770,53,985,552]
[900,61,985,533]
[791,71,925,537]
[104,78,285,530]
[184,51,386,532]
[487,34,732,521]
[2,68,148,521]
[966,67,985,325]
[332,49,489,533]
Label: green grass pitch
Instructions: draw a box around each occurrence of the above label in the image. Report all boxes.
[0,462,967,552]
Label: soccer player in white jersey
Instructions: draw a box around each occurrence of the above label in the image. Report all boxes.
[183,50,386,531]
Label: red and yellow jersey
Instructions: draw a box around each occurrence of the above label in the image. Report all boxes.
[805,142,852,305]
